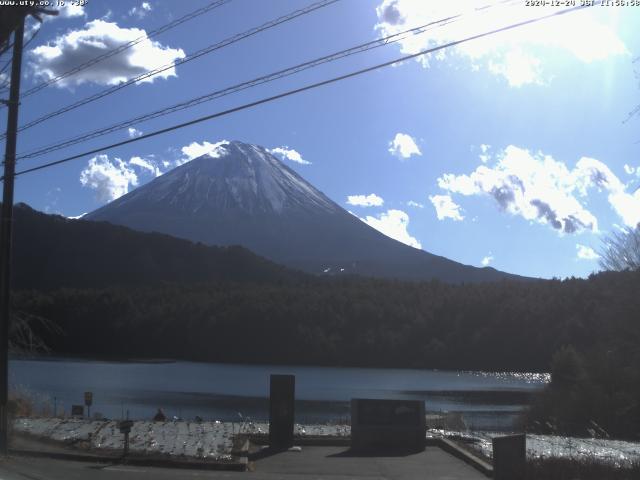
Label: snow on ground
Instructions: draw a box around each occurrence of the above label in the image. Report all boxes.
[15,418,640,467]
[13,418,350,460]
[434,430,640,467]
[14,418,237,459]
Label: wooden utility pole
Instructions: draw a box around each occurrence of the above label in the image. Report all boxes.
[0,16,25,455]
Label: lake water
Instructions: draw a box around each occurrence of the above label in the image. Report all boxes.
[10,358,549,430]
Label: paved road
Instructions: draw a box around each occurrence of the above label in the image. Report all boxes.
[0,447,488,479]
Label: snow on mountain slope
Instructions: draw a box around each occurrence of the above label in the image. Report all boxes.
[112,141,336,215]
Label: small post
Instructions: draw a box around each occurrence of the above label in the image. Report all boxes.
[124,431,130,457]
[119,411,133,459]
[84,391,92,419]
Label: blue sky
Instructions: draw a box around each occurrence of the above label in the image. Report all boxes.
[2,0,640,279]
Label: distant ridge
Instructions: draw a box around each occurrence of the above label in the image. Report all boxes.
[10,203,305,290]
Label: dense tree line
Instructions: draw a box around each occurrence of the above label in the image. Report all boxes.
[526,226,640,439]
[13,269,639,373]
[527,342,640,439]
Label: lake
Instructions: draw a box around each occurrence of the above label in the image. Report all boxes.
[10,358,549,430]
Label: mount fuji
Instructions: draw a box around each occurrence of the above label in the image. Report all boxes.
[85,140,522,283]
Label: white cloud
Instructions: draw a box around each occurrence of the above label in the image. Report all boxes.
[358,209,421,249]
[606,189,640,229]
[30,20,185,87]
[388,133,421,159]
[23,2,84,37]
[58,4,86,19]
[128,127,143,138]
[407,200,424,208]
[487,47,545,87]
[572,157,640,228]
[179,140,230,164]
[80,154,138,202]
[129,156,162,177]
[347,193,384,207]
[479,143,491,163]
[481,255,494,266]
[267,146,311,165]
[437,145,640,233]
[67,213,87,219]
[429,194,464,221]
[576,244,599,260]
[375,0,628,87]
[37,3,86,23]
[129,2,152,18]
[437,146,597,233]
[624,164,637,175]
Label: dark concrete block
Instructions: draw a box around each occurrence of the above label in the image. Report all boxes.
[269,374,295,449]
[351,398,426,453]
[492,434,526,480]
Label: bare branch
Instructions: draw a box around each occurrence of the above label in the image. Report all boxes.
[9,311,61,355]
[598,225,640,272]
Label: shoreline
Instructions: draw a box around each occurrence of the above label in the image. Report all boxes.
[10,354,551,378]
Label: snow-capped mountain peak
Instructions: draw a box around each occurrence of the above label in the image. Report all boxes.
[85,140,521,283]
[120,140,336,216]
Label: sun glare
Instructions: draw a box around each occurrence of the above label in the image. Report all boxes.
[376,0,628,86]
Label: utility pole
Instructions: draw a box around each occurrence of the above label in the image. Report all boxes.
[0,16,25,455]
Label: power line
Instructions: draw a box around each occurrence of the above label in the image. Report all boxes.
[0,41,13,57]
[0,47,15,82]
[7,2,592,180]
[16,0,519,160]
[5,0,232,103]
[22,24,41,49]
[0,27,41,93]
[5,0,340,139]
[16,11,465,160]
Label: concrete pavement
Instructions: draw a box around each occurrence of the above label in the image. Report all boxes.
[252,445,488,479]
[0,446,488,479]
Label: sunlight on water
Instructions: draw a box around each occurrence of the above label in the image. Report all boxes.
[464,371,551,384]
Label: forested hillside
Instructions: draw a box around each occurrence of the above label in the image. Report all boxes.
[14,269,639,373]
[10,203,306,289]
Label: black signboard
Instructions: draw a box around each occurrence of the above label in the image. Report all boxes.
[119,420,134,434]
[351,398,426,452]
[71,405,84,417]
[357,399,421,426]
